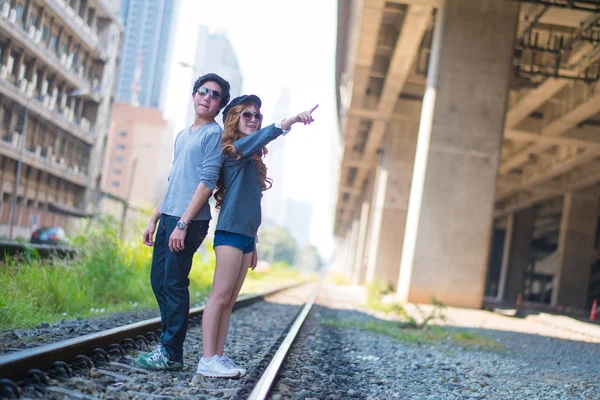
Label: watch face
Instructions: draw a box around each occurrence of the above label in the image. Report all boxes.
[177,221,186,229]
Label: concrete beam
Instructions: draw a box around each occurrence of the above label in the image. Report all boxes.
[496,175,561,193]
[340,185,363,195]
[339,5,432,227]
[344,107,419,122]
[521,150,600,188]
[334,0,387,234]
[342,158,378,168]
[504,128,600,151]
[495,160,600,217]
[499,89,600,175]
[388,0,445,6]
[505,43,593,129]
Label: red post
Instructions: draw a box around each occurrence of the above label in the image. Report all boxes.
[590,299,597,322]
[516,293,523,310]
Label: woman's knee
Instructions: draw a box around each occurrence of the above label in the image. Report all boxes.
[225,293,239,310]
[207,291,232,309]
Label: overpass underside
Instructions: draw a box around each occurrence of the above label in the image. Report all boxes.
[334,0,600,310]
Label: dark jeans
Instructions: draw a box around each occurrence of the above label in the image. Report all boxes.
[150,214,209,361]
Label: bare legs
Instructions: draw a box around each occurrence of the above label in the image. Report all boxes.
[201,245,252,358]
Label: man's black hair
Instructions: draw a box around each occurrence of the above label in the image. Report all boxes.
[192,73,231,110]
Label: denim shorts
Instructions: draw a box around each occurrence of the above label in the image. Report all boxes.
[213,230,256,254]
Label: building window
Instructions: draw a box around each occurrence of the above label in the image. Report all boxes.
[115,156,124,162]
[116,144,125,150]
[49,33,57,50]
[111,181,120,187]
[2,192,9,202]
[113,168,122,175]
[29,14,37,29]
[118,131,127,137]
[15,3,24,23]
[41,25,48,41]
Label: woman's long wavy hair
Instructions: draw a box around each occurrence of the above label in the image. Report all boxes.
[214,103,273,210]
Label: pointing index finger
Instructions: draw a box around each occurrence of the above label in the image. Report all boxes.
[308,104,319,114]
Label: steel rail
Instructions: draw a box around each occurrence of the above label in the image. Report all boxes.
[0,282,305,381]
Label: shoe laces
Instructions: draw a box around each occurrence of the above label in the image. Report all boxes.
[148,348,167,362]
[217,356,236,370]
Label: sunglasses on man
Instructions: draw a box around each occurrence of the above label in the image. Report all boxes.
[196,87,221,100]
[241,111,263,121]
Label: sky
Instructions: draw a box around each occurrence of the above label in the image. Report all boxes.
[162,0,341,259]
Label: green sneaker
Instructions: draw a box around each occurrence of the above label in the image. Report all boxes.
[136,344,162,359]
[133,346,183,371]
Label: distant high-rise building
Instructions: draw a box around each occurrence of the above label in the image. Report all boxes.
[283,199,313,249]
[116,0,179,109]
[262,87,290,226]
[186,27,243,126]
[102,103,169,208]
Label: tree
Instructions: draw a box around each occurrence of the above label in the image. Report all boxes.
[296,244,323,272]
[257,226,297,266]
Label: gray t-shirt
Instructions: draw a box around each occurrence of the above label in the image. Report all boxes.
[160,121,223,221]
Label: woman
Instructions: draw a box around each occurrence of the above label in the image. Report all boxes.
[195,95,317,378]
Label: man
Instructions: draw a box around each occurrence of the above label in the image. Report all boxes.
[134,73,230,371]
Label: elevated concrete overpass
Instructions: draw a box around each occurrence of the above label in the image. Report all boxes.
[333,0,600,310]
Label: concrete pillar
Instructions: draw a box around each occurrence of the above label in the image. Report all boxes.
[88,8,96,32]
[80,0,89,22]
[552,193,599,308]
[364,163,386,284]
[346,211,361,280]
[351,172,376,285]
[35,7,45,29]
[397,0,520,308]
[25,58,37,81]
[364,121,418,288]
[23,0,32,27]
[496,208,536,302]
[14,51,24,80]
[1,40,12,67]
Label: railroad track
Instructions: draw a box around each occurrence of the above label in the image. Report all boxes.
[0,282,319,399]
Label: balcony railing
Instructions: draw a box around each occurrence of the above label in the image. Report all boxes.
[0,4,103,101]
[0,138,89,187]
[45,0,108,61]
[0,71,96,144]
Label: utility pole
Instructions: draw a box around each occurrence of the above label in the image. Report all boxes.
[8,104,29,240]
[120,158,138,238]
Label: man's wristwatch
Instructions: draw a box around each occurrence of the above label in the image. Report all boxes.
[176,220,187,230]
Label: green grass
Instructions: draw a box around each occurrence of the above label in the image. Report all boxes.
[0,218,306,329]
[320,318,502,351]
[240,261,315,294]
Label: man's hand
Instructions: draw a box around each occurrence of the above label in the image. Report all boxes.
[169,228,186,252]
[250,248,258,270]
[143,218,158,246]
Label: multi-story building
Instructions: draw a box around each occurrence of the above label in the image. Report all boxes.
[115,0,178,109]
[0,0,122,238]
[283,199,312,250]
[186,26,243,127]
[101,102,169,209]
[262,87,289,227]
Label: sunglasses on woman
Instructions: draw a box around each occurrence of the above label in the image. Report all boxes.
[196,87,221,100]
[241,111,263,121]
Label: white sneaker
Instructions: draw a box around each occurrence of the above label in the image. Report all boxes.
[196,355,240,378]
[221,356,246,377]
